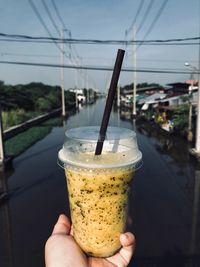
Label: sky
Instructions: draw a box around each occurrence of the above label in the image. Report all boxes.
[0,0,199,92]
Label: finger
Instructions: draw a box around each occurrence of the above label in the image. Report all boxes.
[119,232,135,265]
[70,224,74,236]
[52,214,71,236]
[107,233,135,267]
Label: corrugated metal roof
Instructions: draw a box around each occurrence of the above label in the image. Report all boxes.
[138,93,167,104]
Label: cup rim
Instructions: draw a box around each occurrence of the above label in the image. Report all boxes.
[57,148,143,170]
[65,126,136,142]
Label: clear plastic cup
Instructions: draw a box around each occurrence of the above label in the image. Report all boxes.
[58,126,142,257]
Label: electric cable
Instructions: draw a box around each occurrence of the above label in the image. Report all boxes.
[0,38,198,46]
[126,0,145,36]
[50,0,87,86]
[50,0,82,63]
[1,52,197,64]
[0,60,199,74]
[51,0,66,30]
[28,0,64,53]
[41,0,60,36]
[137,0,155,34]
[138,0,169,48]
[0,32,199,44]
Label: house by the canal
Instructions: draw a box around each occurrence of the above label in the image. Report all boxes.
[69,88,86,104]
[120,84,164,108]
[138,81,198,111]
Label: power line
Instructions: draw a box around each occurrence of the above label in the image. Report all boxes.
[126,0,145,35]
[49,0,72,55]
[137,0,155,34]
[138,0,169,48]
[0,52,198,64]
[28,0,64,53]
[50,0,76,60]
[31,0,91,93]
[0,38,198,46]
[0,60,199,74]
[50,0,98,89]
[41,0,79,69]
[29,0,53,38]
[50,0,86,83]
[50,0,81,63]
[41,0,60,36]
[0,52,61,58]
[0,32,199,44]
[136,58,198,63]
[51,0,66,30]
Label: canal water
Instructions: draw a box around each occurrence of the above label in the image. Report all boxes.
[0,98,200,267]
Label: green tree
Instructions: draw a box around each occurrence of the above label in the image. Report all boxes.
[65,91,76,106]
[36,97,52,112]
[172,105,189,135]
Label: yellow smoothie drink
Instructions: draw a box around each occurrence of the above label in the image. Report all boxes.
[58,126,142,258]
[65,163,134,257]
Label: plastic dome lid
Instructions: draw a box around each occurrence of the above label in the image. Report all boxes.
[58,126,142,169]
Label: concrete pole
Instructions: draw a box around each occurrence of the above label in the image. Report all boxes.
[117,82,120,108]
[195,43,200,152]
[86,70,89,103]
[188,81,193,142]
[60,29,66,116]
[132,25,137,116]
[0,108,5,162]
[74,69,78,109]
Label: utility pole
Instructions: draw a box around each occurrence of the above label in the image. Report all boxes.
[74,69,78,109]
[184,65,195,142]
[132,25,137,117]
[195,42,200,153]
[60,29,66,116]
[188,78,193,142]
[0,108,5,163]
[86,70,89,103]
[189,43,200,157]
[117,82,120,108]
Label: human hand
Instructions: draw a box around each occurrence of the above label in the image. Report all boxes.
[45,214,135,267]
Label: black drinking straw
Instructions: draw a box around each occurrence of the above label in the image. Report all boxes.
[95,49,125,155]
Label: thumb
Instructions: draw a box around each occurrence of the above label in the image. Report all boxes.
[52,214,71,236]
[119,232,135,265]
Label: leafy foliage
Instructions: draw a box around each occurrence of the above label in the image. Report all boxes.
[172,105,189,135]
[121,82,163,91]
[2,109,41,130]
[0,81,64,112]
[0,81,77,128]
[5,126,51,156]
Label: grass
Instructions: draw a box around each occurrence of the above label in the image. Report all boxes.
[42,117,64,127]
[2,109,42,130]
[5,126,51,157]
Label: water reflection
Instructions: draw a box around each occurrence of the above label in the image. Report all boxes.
[120,109,132,120]
[135,118,195,169]
[0,101,200,267]
[190,168,200,256]
[117,108,200,265]
[0,168,14,267]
